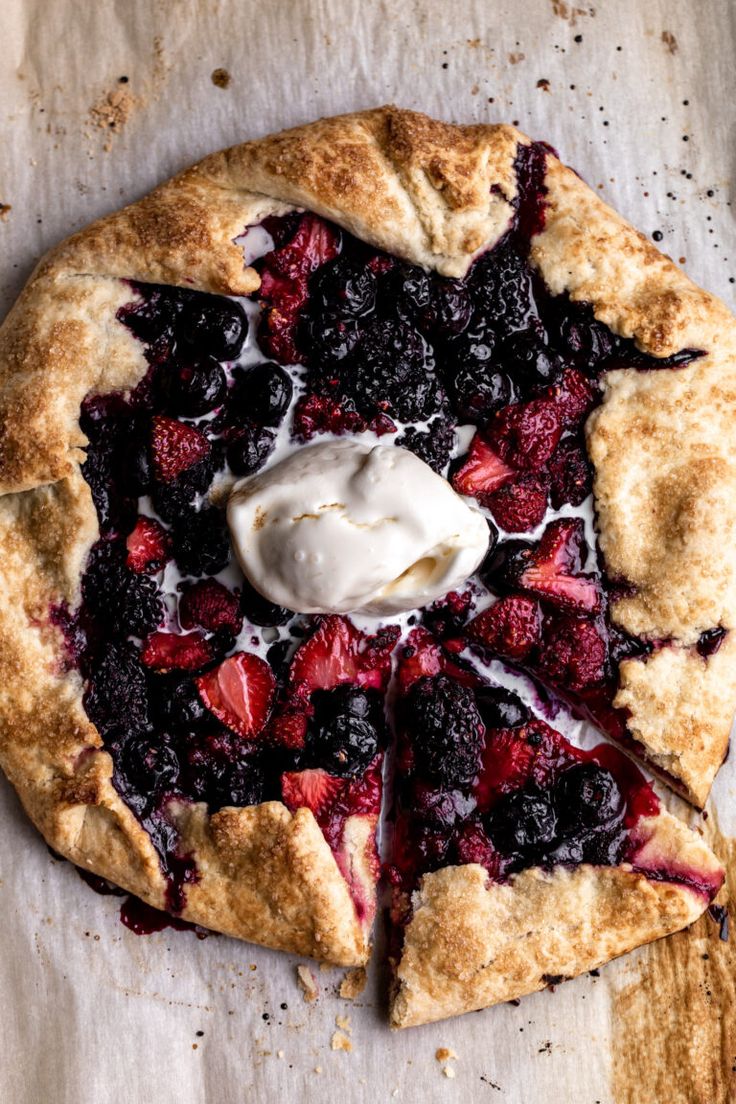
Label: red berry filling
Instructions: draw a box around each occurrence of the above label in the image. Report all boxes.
[67,141,711,924]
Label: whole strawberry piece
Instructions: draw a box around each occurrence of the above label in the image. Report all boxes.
[125,517,172,574]
[197,652,276,740]
[150,415,211,483]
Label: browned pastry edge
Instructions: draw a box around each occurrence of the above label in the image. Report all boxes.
[390,811,723,1028]
[0,107,733,968]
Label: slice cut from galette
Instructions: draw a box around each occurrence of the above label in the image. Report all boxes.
[388,631,724,1027]
[0,109,732,999]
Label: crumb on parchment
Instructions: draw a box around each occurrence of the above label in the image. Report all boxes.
[296,963,318,1002]
[339,966,367,999]
[331,1030,353,1053]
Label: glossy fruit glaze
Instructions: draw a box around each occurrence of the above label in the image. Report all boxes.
[56,139,724,923]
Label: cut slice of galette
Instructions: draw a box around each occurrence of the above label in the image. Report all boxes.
[0,108,732,981]
[388,631,724,1027]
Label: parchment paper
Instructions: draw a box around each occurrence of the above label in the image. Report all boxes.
[1,2,735,1102]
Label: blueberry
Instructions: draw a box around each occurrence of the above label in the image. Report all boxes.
[232,362,293,426]
[450,364,515,423]
[239,577,292,626]
[304,311,363,365]
[420,279,473,339]
[177,293,247,360]
[502,330,564,390]
[410,780,476,830]
[225,424,275,476]
[152,674,209,729]
[156,357,227,417]
[474,687,530,730]
[553,764,624,831]
[118,284,184,345]
[118,733,180,795]
[485,787,557,855]
[313,256,377,317]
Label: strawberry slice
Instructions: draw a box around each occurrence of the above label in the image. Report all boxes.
[125,517,172,573]
[511,518,601,613]
[140,629,214,671]
[289,616,362,691]
[281,768,345,817]
[179,579,243,636]
[452,433,516,502]
[196,652,276,739]
[267,213,341,280]
[288,616,398,693]
[467,595,543,661]
[150,415,211,483]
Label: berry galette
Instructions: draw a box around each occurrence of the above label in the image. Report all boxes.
[0,108,731,1027]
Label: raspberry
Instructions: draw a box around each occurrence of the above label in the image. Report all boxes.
[179,579,243,637]
[467,595,542,661]
[536,613,608,691]
[488,398,562,471]
[292,393,366,441]
[486,472,549,532]
[453,820,506,878]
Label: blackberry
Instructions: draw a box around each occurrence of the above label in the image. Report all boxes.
[474,686,530,730]
[231,362,293,426]
[155,357,227,417]
[397,420,456,473]
[84,641,150,733]
[469,243,536,336]
[421,590,474,639]
[306,686,384,777]
[350,318,442,422]
[82,441,136,537]
[172,506,231,576]
[485,786,557,857]
[81,541,164,637]
[312,255,377,317]
[176,292,247,360]
[240,577,292,626]
[216,759,267,810]
[406,675,484,788]
[225,423,276,476]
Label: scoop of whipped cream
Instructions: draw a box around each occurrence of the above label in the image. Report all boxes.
[226,440,489,617]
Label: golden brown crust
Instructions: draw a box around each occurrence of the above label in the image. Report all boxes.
[390,811,722,1028]
[0,106,734,968]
